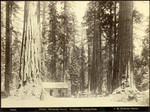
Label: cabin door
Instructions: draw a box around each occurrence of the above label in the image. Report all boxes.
[50,89,53,96]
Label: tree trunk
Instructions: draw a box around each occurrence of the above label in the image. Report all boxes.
[91,1,97,93]
[107,2,113,93]
[117,1,134,88]
[5,1,13,96]
[87,34,92,92]
[97,1,103,94]
[51,2,57,81]
[41,2,47,81]
[62,2,68,82]
[19,1,42,98]
[112,1,117,91]
[80,44,85,92]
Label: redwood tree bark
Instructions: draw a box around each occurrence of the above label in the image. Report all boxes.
[5,1,13,96]
[117,1,134,88]
[41,2,47,81]
[107,2,113,93]
[19,1,42,87]
[91,1,98,93]
[112,1,117,91]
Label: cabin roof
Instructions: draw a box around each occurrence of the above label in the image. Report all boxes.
[42,82,69,89]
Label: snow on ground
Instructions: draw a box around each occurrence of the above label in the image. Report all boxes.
[1,92,149,107]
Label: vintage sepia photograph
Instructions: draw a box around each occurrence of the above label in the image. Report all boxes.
[1,0,149,110]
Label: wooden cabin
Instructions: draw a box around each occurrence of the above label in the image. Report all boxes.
[42,82,71,97]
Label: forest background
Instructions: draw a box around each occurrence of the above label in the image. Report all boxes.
[1,1,149,106]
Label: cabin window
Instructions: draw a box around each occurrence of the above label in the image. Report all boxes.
[50,90,53,95]
[58,90,61,95]
[58,89,61,94]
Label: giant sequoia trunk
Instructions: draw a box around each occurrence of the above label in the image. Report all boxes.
[80,44,85,92]
[5,1,13,96]
[50,2,57,81]
[87,36,92,91]
[97,23,102,94]
[107,2,113,93]
[115,1,134,89]
[112,1,118,91]
[91,1,98,93]
[19,1,42,98]
[41,2,47,81]
[96,1,103,94]
[62,2,68,82]
[62,2,66,82]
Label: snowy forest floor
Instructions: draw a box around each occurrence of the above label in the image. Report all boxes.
[1,90,149,107]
